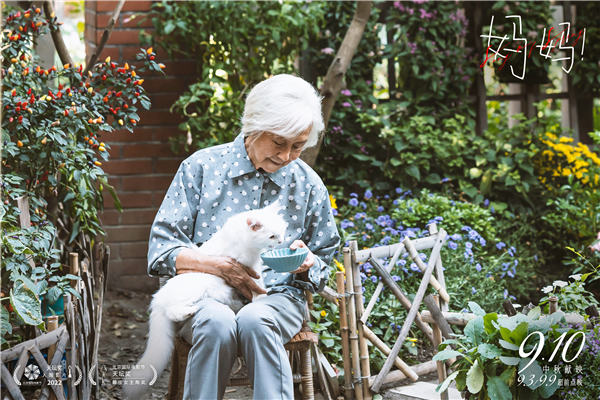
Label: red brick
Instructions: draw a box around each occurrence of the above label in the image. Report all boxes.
[104,191,154,209]
[97,47,121,63]
[106,257,148,275]
[85,10,97,29]
[151,127,185,142]
[104,159,153,175]
[121,45,145,61]
[121,174,173,191]
[137,110,182,125]
[96,1,153,12]
[149,92,181,109]
[104,225,151,242]
[95,13,113,27]
[85,1,98,12]
[120,12,155,28]
[143,77,191,93]
[121,208,158,225]
[119,241,149,258]
[121,143,164,158]
[155,158,181,174]
[99,29,141,45]
[100,209,121,225]
[109,273,157,293]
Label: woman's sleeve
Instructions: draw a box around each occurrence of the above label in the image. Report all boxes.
[301,184,341,292]
[147,157,203,277]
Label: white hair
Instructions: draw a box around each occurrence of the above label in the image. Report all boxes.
[241,74,324,148]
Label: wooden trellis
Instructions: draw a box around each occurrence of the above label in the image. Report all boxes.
[336,224,452,399]
[2,196,109,400]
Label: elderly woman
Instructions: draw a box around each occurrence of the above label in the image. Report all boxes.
[148,74,340,399]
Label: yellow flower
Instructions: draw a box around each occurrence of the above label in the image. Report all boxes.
[559,136,574,143]
[320,310,327,318]
[329,195,337,209]
[545,132,558,140]
[562,168,571,176]
[407,337,418,342]
[334,259,345,273]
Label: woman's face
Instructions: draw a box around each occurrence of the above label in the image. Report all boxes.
[245,129,310,173]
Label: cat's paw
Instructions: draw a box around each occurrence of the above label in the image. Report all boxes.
[166,305,198,321]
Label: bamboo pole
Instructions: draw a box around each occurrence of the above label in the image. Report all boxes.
[344,246,363,400]
[549,296,558,314]
[361,244,405,323]
[355,236,438,262]
[1,326,66,362]
[404,237,450,303]
[371,232,446,393]
[367,361,437,389]
[350,242,372,400]
[429,225,449,313]
[1,361,25,400]
[336,271,353,399]
[361,325,418,382]
[431,296,448,400]
[69,252,80,290]
[368,257,434,343]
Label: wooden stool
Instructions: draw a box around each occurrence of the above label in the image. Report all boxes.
[166,321,318,400]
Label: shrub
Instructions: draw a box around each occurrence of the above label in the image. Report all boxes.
[1,8,160,347]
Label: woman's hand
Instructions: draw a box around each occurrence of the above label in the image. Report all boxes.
[176,248,266,301]
[288,240,315,275]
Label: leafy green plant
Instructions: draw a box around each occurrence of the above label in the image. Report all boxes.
[435,302,580,399]
[0,7,160,347]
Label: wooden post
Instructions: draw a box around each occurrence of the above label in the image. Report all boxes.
[549,296,558,314]
[344,246,363,400]
[404,238,450,303]
[46,315,59,400]
[503,300,517,316]
[350,242,371,400]
[69,253,80,290]
[430,296,448,400]
[335,271,353,399]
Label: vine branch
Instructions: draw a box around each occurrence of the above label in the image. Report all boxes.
[84,0,126,74]
[43,0,73,66]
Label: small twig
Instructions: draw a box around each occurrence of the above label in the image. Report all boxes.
[43,1,74,66]
[84,0,126,74]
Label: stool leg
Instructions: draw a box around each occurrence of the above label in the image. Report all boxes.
[300,347,314,400]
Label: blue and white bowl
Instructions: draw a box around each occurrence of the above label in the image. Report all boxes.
[261,247,309,273]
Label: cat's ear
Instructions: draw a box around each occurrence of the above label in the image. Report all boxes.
[246,217,263,231]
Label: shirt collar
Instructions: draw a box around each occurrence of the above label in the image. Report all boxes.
[229,133,290,188]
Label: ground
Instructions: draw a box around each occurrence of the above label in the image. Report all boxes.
[97,289,444,400]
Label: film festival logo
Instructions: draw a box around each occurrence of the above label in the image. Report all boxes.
[481,15,587,80]
[12,361,157,388]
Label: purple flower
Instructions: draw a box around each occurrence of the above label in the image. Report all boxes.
[447,241,458,250]
[483,199,490,207]
[364,190,373,200]
[475,263,482,272]
[471,287,477,294]
[342,101,352,108]
[332,209,338,216]
[341,220,354,229]
[321,47,334,55]
[349,198,359,207]
[350,193,358,198]
[393,1,404,11]
[341,89,352,96]
[377,206,384,212]
[496,242,506,250]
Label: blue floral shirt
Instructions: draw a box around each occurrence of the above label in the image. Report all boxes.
[147,133,340,301]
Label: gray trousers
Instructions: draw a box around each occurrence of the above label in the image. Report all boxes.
[180,292,306,400]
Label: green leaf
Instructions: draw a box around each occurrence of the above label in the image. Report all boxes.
[483,312,498,334]
[538,369,560,398]
[405,165,420,180]
[478,343,502,359]
[1,306,12,336]
[466,359,484,393]
[10,285,43,326]
[498,339,519,351]
[464,316,485,345]
[500,321,528,345]
[435,370,459,393]
[518,358,544,390]
[499,356,521,365]
[468,301,485,316]
[432,349,463,361]
[487,376,512,400]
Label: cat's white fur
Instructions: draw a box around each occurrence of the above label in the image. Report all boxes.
[123,202,287,399]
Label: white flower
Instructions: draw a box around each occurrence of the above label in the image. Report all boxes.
[553,280,568,288]
[541,286,554,294]
[569,274,582,281]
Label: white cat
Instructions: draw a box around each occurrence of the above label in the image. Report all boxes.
[123,202,287,399]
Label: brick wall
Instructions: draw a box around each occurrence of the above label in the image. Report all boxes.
[85,1,196,292]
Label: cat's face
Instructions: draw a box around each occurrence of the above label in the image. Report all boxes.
[245,203,287,249]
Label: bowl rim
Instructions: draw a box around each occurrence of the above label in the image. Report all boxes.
[261,247,309,258]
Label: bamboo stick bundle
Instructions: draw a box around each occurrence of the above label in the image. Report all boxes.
[69,252,80,291]
[335,271,353,399]
[344,246,363,400]
[350,242,372,400]
[430,295,449,400]
[371,232,446,393]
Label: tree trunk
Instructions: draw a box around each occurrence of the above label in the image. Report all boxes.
[301,1,373,167]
